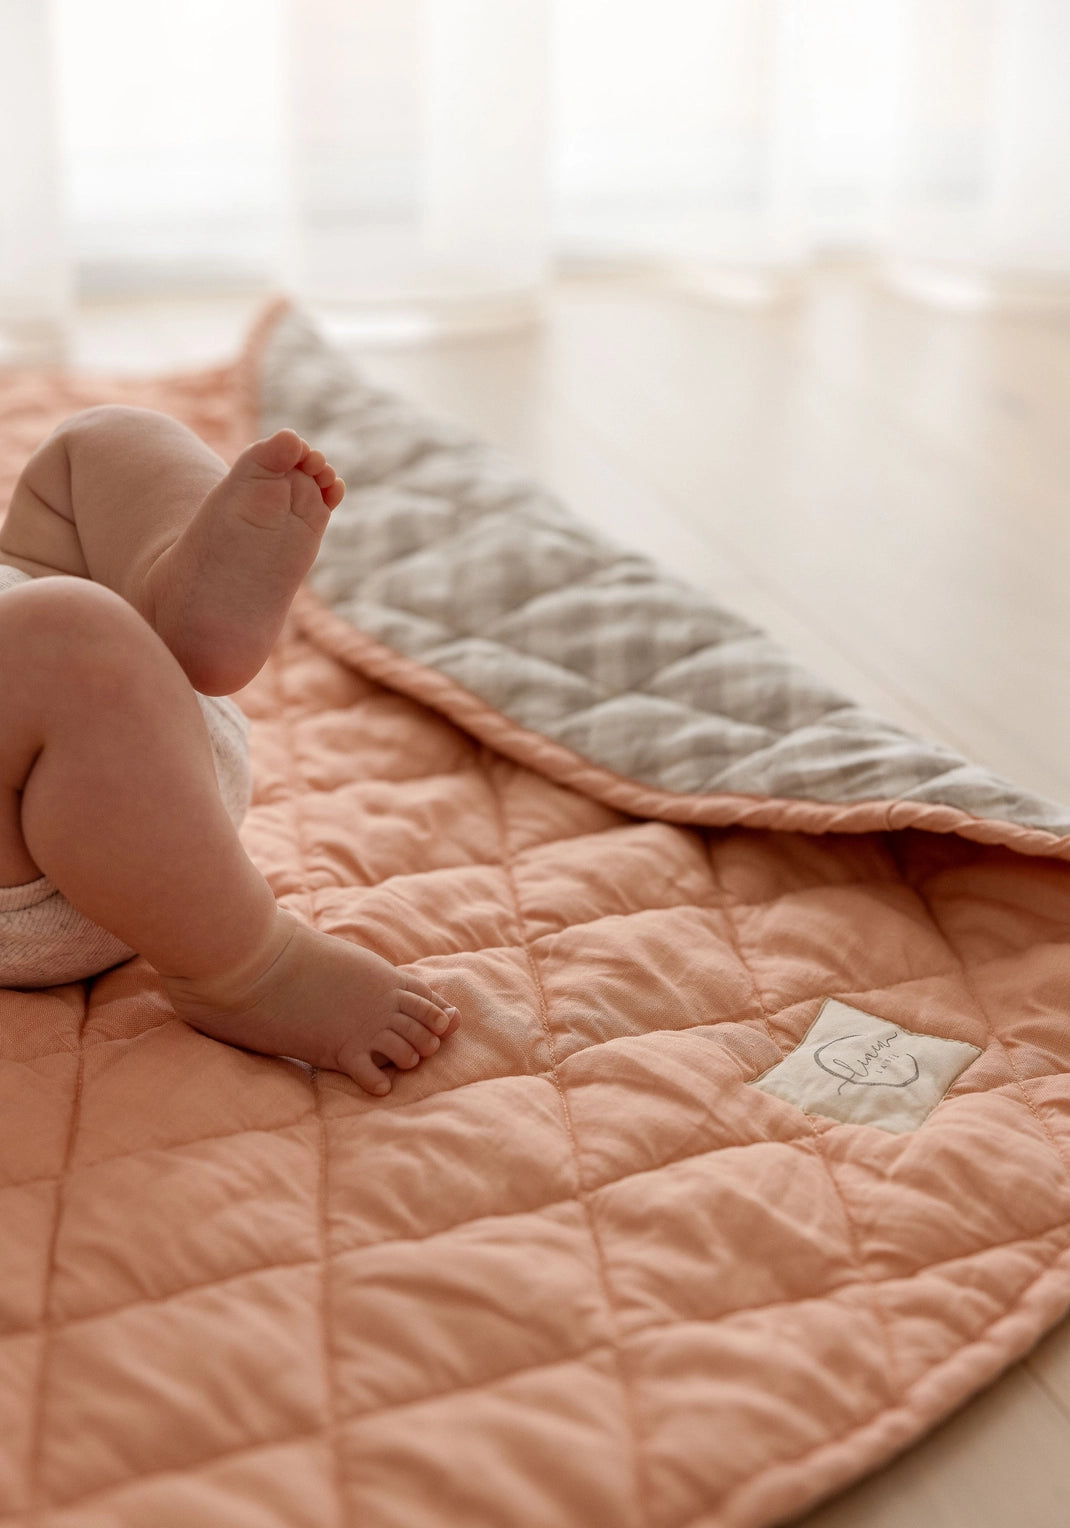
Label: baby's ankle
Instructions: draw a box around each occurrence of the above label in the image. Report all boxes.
[159,904,295,1015]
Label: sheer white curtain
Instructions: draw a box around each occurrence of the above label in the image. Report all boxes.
[557,0,1070,304]
[3,0,1070,361]
[286,0,550,337]
[0,1,71,361]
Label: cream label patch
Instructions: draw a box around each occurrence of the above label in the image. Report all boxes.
[749,999,982,1133]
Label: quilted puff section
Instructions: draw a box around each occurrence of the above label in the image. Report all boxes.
[870,1225,1070,1393]
[0,994,87,1347]
[248,769,501,897]
[624,1286,896,1528]
[328,1199,613,1419]
[1,1178,62,1335]
[69,1019,314,1171]
[819,1088,1070,1282]
[727,879,965,1027]
[533,906,758,1063]
[890,831,1070,968]
[33,1264,327,1509]
[336,1347,639,1528]
[713,827,905,906]
[941,941,1070,1089]
[239,624,370,722]
[260,697,476,797]
[0,1333,38,1517]
[588,1139,859,1334]
[307,863,515,966]
[512,820,719,942]
[353,508,613,635]
[322,1073,577,1252]
[549,693,776,794]
[47,1121,321,1325]
[492,764,632,854]
[559,1025,790,1189]
[482,573,759,702]
[0,988,84,1190]
[515,816,761,1054]
[39,1437,338,1528]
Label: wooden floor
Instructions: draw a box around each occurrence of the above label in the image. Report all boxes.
[63,267,1070,1527]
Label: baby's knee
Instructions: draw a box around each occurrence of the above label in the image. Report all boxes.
[57,403,157,454]
[0,575,167,694]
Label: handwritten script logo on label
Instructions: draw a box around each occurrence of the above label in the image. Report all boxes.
[813,1029,920,1094]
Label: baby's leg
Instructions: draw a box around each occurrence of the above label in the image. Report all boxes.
[0,577,458,1093]
[0,405,345,694]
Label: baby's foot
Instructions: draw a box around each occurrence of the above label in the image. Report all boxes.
[161,910,460,1095]
[147,429,345,695]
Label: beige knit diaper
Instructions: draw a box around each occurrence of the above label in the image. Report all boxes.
[0,564,253,988]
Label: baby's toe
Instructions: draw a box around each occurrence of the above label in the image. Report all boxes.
[372,1029,423,1071]
[340,1047,392,1097]
[392,1012,442,1058]
[322,479,345,510]
[248,429,304,475]
[400,972,435,1002]
[398,988,455,1036]
[400,973,458,1013]
[426,990,461,1037]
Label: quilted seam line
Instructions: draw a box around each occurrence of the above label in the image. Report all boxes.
[669,1230,1070,1528]
[5,1427,327,1523]
[270,642,347,1528]
[704,839,904,1404]
[24,997,88,1522]
[18,1175,1070,1353]
[0,1110,318,1195]
[899,860,1070,1205]
[16,1171,1070,1352]
[481,741,649,1528]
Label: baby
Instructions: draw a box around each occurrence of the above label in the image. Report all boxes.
[0,405,459,1094]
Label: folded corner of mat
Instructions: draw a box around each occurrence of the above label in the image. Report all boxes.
[248,298,1070,859]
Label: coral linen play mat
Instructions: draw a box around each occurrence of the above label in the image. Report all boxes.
[3,300,1070,1528]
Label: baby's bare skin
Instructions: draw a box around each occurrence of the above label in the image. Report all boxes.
[0,409,459,1094]
[147,427,344,696]
[164,910,459,1097]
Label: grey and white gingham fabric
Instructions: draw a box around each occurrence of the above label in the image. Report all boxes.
[257,307,1070,838]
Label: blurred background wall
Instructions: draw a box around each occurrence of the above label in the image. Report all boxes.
[3,0,1070,357]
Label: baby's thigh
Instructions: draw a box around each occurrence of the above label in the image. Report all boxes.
[0,575,45,882]
[0,427,90,580]
[0,783,38,886]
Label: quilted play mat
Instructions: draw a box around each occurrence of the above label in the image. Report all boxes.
[3,298,1070,1527]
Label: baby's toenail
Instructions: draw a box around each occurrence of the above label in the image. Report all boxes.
[432,1014,448,1033]
[375,1081,390,1095]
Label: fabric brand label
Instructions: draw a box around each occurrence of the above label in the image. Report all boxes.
[749,999,982,1133]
